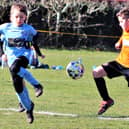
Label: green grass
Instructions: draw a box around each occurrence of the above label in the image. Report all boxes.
[0,49,129,129]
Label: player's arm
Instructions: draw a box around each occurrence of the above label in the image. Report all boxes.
[32,33,45,59]
[115,37,122,50]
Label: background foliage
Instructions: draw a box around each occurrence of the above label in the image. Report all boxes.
[0,0,129,50]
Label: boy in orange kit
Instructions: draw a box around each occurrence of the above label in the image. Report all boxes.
[93,7,129,115]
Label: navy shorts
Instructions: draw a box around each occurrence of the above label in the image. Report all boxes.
[102,61,129,78]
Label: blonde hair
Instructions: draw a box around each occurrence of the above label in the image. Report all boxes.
[10,3,27,16]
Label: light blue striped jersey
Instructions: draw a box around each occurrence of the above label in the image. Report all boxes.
[0,23,37,67]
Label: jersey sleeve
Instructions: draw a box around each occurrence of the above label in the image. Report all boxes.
[0,23,8,34]
[29,25,37,36]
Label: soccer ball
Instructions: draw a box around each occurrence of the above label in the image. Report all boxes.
[66,59,84,79]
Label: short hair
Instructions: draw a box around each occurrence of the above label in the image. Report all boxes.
[116,7,129,19]
[10,3,27,16]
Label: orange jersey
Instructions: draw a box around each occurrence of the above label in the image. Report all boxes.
[116,31,129,68]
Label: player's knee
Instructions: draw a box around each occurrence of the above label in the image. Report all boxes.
[10,63,20,75]
[92,69,99,78]
[92,66,106,78]
[19,56,29,68]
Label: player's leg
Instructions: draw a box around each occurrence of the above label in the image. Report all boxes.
[92,62,116,115]
[93,65,111,101]
[93,61,125,115]
[123,69,129,87]
[9,70,34,124]
[18,67,43,97]
[16,88,34,124]
[29,48,39,68]
[125,76,129,87]
[18,80,26,112]
[12,56,43,97]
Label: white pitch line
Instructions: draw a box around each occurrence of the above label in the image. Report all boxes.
[98,116,129,121]
[0,108,78,117]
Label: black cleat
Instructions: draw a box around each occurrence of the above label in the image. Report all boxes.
[98,98,114,115]
[26,102,34,124]
[34,84,43,97]
[18,103,25,112]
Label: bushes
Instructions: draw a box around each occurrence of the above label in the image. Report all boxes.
[0,0,127,50]
[36,0,123,50]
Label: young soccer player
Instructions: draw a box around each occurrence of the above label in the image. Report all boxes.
[92,7,129,115]
[0,3,45,123]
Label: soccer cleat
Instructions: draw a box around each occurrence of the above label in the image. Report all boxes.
[26,102,34,124]
[98,98,114,115]
[18,103,25,112]
[34,84,43,97]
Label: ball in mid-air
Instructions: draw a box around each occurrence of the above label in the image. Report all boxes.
[66,59,84,79]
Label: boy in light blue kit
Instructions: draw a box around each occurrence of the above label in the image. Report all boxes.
[0,3,45,123]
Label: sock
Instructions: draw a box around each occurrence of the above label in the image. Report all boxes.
[18,67,39,87]
[125,76,129,87]
[16,87,32,111]
[94,77,110,101]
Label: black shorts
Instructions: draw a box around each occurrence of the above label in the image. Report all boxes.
[102,61,129,78]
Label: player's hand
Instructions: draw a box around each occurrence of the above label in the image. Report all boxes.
[115,42,121,50]
[41,54,45,59]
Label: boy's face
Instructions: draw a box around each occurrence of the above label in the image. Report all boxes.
[10,9,27,27]
[118,16,129,32]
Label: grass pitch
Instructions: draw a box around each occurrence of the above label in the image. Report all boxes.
[0,49,129,129]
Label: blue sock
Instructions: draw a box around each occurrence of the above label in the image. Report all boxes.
[18,67,39,87]
[16,87,32,111]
